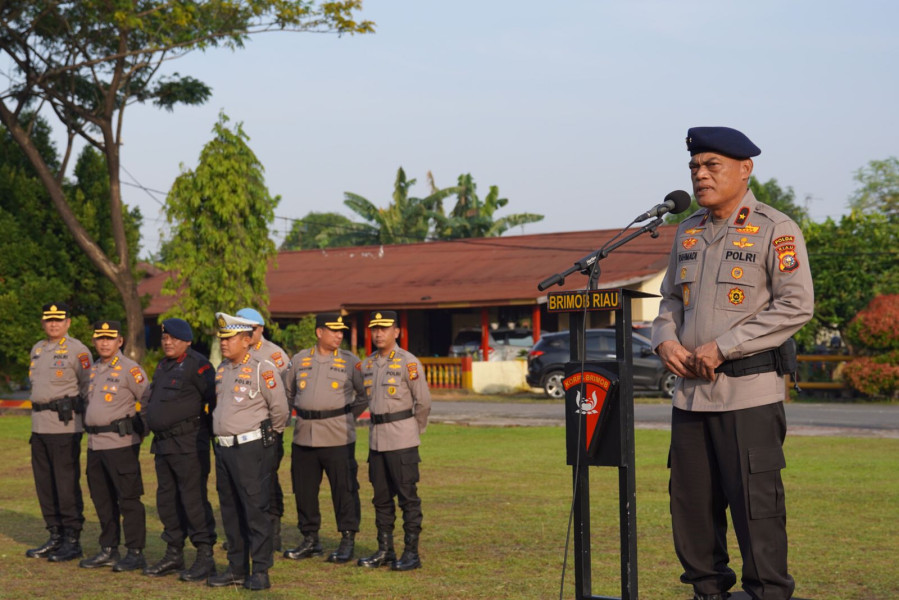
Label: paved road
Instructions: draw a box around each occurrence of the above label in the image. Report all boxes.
[430,400,899,438]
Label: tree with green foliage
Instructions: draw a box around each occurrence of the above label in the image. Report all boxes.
[0,123,140,382]
[0,1,373,360]
[430,173,544,239]
[849,157,899,219]
[343,167,458,245]
[666,176,808,225]
[161,113,278,360]
[797,211,899,350]
[280,211,363,251]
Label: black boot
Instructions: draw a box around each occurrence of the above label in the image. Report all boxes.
[694,594,731,600]
[142,545,184,577]
[25,527,62,559]
[207,566,246,587]
[243,571,271,591]
[271,516,282,552]
[180,544,216,582]
[327,531,355,563]
[48,528,83,563]
[79,546,120,568]
[113,548,146,572]
[357,530,396,568]
[391,532,421,571]
[283,532,322,560]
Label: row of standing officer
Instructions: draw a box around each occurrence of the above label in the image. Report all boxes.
[25,305,431,592]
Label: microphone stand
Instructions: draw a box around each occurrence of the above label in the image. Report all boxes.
[537,217,664,292]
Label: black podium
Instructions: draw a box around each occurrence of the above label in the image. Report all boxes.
[547,288,656,600]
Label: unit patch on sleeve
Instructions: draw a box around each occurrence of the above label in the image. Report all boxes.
[79,353,91,370]
[777,245,800,272]
[130,367,144,384]
[407,362,419,381]
[262,370,277,389]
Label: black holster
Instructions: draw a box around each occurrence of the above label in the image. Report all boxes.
[260,418,276,448]
[56,397,74,426]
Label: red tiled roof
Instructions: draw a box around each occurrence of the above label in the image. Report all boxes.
[139,225,678,318]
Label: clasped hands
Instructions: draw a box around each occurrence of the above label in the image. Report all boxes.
[656,340,724,382]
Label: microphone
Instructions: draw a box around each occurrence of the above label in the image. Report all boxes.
[634,190,692,221]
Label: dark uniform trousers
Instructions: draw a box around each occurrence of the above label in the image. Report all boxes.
[215,440,274,574]
[270,433,285,518]
[291,442,360,533]
[86,444,145,549]
[368,446,422,536]
[155,447,216,547]
[30,433,85,531]
[669,402,794,600]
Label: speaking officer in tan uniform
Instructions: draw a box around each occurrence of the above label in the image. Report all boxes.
[79,321,149,572]
[283,313,367,564]
[26,303,92,563]
[207,312,289,592]
[237,307,290,551]
[142,318,218,582]
[652,127,814,600]
[357,311,431,572]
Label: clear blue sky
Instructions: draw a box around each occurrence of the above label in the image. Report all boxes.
[115,0,899,255]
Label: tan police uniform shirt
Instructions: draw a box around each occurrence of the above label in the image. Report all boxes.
[249,338,290,381]
[29,335,92,434]
[285,346,367,447]
[652,190,815,412]
[213,352,289,437]
[84,351,148,450]
[361,347,431,452]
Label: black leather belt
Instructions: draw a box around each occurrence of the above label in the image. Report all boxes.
[715,350,778,377]
[370,409,414,425]
[297,405,352,420]
[84,416,135,436]
[31,396,81,413]
[154,415,202,440]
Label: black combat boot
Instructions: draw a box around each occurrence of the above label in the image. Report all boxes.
[391,532,421,571]
[357,530,396,568]
[142,545,184,577]
[180,544,216,582]
[283,532,322,560]
[326,531,355,563]
[113,548,146,572]
[48,528,83,563]
[693,593,731,600]
[207,565,246,587]
[271,515,282,552]
[79,546,120,568]
[25,527,62,559]
[243,571,271,591]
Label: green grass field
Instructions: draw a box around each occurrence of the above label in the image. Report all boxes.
[0,415,896,599]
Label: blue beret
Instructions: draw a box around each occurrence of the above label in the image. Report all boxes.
[236,307,265,326]
[161,318,193,342]
[686,126,760,159]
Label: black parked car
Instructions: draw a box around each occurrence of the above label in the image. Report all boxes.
[526,329,676,399]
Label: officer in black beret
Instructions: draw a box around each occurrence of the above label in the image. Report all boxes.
[141,318,219,582]
[652,127,814,600]
[26,303,92,562]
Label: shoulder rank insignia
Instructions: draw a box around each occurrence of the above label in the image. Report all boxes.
[733,207,750,226]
